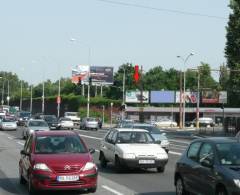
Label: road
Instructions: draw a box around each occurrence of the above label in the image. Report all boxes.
[0,127,191,195]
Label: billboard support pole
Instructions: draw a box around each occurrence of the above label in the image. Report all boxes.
[179,71,183,129]
[139,65,144,123]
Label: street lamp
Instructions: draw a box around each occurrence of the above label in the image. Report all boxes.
[177,52,194,128]
[29,85,33,113]
[20,80,23,111]
[122,64,131,120]
[42,81,45,114]
[7,80,10,106]
[70,38,91,117]
[110,102,113,128]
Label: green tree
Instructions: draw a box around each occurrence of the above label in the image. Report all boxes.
[225,0,240,106]
[219,64,229,90]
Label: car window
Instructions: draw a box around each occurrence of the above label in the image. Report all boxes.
[26,135,33,153]
[187,142,201,161]
[29,121,48,127]
[199,143,214,165]
[117,131,154,144]
[105,130,114,143]
[216,143,240,165]
[35,135,87,154]
[111,131,118,143]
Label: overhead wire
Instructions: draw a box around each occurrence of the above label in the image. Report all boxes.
[94,0,227,20]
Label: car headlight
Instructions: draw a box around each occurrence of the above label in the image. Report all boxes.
[81,162,97,171]
[19,118,23,121]
[29,129,34,134]
[156,153,168,160]
[234,179,240,188]
[123,153,136,159]
[33,163,52,172]
[161,140,169,145]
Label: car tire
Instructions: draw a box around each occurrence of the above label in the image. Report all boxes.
[176,176,188,195]
[114,156,123,173]
[157,166,165,173]
[216,186,227,195]
[99,152,107,168]
[19,169,26,184]
[88,187,97,193]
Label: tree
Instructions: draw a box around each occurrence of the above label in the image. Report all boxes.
[219,64,229,90]
[225,0,240,106]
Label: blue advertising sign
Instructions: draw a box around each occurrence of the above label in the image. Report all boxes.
[150,91,175,103]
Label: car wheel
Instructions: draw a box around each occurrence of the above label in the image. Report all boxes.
[216,186,227,195]
[176,177,188,195]
[88,187,97,193]
[28,176,36,195]
[157,166,165,173]
[115,156,123,173]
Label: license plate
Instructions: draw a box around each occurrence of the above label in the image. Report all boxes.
[57,175,79,182]
[139,160,155,164]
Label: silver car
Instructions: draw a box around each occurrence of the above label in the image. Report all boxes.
[0,117,17,131]
[22,119,50,139]
[80,117,99,130]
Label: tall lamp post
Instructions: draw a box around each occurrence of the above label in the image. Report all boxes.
[7,80,10,106]
[20,80,23,111]
[30,85,33,113]
[177,52,194,128]
[42,81,45,114]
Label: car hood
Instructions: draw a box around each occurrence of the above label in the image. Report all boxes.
[2,122,17,125]
[116,144,167,155]
[29,126,50,131]
[221,166,240,178]
[66,116,80,120]
[33,153,92,169]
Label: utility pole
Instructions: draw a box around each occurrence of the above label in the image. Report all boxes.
[57,78,61,118]
[1,80,4,106]
[20,80,22,111]
[30,85,33,113]
[179,71,183,128]
[42,81,45,114]
[7,80,10,106]
[139,65,144,123]
[196,69,200,128]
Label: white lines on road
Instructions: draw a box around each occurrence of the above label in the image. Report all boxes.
[17,141,24,146]
[102,185,124,195]
[169,139,189,145]
[7,136,13,140]
[170,143,187,149]
[169,151,181,156]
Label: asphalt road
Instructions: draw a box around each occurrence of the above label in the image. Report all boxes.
[0,127,191,195]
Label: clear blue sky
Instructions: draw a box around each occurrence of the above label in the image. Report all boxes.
[0,0,230,85]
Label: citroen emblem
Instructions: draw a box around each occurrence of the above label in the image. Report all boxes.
[64,165,71,170]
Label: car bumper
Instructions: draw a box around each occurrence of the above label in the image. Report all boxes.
[118,157,168,168]
[2,126,17,130]
[86,124,98,129]
[60,124,74,128]
[31,172,97,191]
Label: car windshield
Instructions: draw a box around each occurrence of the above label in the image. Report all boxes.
[19,112,31,117]
[29,121,48,127]
[117,131,154,144]
[151,133,167,142]
[60,118,71,121]
[87,118,97,122]
[35,135,88,154]
[133,125,161,134]
[216,143,240,165]
[2,118,15,122]
[66,113,77,116]
[44,116,57,122]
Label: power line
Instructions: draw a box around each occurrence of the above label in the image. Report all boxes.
[94,0,227,20]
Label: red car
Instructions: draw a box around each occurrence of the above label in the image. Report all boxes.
[19,130,97,194]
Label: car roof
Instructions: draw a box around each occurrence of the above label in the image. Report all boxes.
[29,119,46,122]
[114,128,148,132]
[193,137,239,144]
[35,130,77,137]
[133,123,153,127]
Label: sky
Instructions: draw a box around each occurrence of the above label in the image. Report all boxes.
[0,0,230,85]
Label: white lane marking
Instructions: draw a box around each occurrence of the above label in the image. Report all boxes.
[169,139,189,145]
[169,151,182,156]
[78,134,102,140]
[7,136,13,140]
[170,143,188,149]
[170,146,186,151]
[102,185,124,195]
[17,142,24,146]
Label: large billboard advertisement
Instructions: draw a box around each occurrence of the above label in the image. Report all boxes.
[202,90,227,104]
[150,91,175,103]
[90,66,113,85]
[126,91,149,103]
[71,65,90,84]
[175,91,198,103]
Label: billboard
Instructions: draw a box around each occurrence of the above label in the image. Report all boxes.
[175,91,198,103]
[202,90,227,104]
[90,66,113,85]
[125,91,149,103]
[150,91,175,103]
[71,65,90,84]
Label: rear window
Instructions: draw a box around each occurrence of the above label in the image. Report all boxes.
[29,121,48,127]
[35,135,87,154]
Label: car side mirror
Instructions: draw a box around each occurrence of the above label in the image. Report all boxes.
[89,148,95,154]
[201,159,213,168]
[20,150,30,156]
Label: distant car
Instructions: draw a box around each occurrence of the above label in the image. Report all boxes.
[0,117,17,131]
[64,112,81,126]
[22,119,50,139]
[154,119,177,127]
[80,117,99,130]
[57,117,74,130]
[116,119,134,128]
[19,131,98,194]
[99,128,168,172]
[42,115,58,129]
[17,111,31,126]
[175,137,240,195]
[185,117,215,127]
[132,123,170,153]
